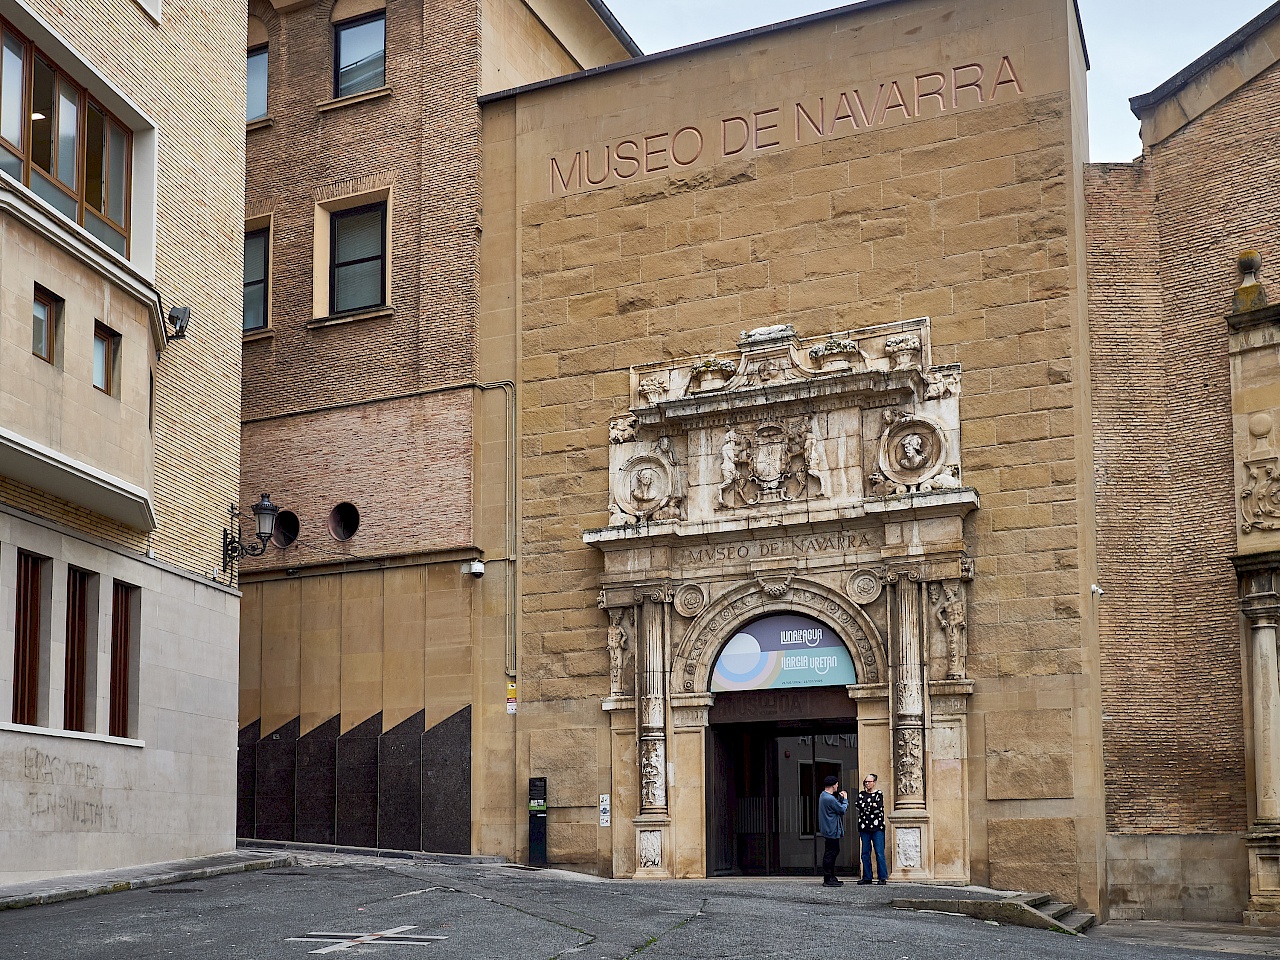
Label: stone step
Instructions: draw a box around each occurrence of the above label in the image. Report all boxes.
[1061,911,1097,934]
[1045,901,1075,920]
[1009,891,1052,909]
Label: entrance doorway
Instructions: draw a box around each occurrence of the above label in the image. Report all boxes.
[706,718,858,876]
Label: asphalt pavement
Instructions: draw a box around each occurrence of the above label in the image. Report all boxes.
[0,852,1264,959]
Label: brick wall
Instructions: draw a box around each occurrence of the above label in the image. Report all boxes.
[1084,69,1275,835]
[241,0,483,425]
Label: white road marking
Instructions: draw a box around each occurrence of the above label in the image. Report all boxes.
[286,925,448,954]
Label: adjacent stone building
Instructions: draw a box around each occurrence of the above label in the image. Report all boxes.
[237,0,1280,925]
[0,0,247,880]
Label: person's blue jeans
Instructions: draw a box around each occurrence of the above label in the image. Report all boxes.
[860,828,887,880]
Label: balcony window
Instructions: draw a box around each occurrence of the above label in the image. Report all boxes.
[0,17,131,255]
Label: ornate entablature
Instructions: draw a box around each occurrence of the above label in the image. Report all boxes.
[584,321,979,880]
[595,320,970,531]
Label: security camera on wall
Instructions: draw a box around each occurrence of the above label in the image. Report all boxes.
[465,559,485,578]
[167,306,190,339]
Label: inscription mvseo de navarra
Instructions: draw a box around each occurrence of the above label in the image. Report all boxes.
[677,531,877,566]
[549,55,1024,196]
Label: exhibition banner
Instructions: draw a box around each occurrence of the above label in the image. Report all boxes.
[710,613,857,692]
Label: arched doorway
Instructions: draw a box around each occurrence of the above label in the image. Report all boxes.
[705,612,860,876]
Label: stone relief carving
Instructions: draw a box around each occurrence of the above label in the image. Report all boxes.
[638,376,668,404]
[935,583,967,680]
[638,830,663,868]
[673,583,707,618]
[640,739,667,809]
[610,452,685,526]
[895,728,924,797]
[609,415,638,444]
[1242,412,1280,533]
[756,575,793,599]
[716,418,826,508]
[871,411,958,497]
[896,826,922,870]
[930,695,969,716]
[606,608,631,697]
[848,570,883,605]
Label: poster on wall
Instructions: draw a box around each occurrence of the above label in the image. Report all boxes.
[710,613,857,692]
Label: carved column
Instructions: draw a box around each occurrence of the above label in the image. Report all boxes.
[1244,573,1280,825]
[633,582,673,878]
[887,567,931,881]
[892,571,926,810]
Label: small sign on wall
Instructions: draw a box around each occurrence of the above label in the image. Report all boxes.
[506,681,517,715]
[599,794,611,827]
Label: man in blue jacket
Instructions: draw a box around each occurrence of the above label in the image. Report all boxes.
[818,774,849,887]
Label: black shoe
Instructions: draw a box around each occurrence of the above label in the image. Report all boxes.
[822,878,843,887]
[876,879,887,885]
[856,879,872,885]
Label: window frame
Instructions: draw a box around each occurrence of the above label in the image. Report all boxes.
[246,44,268,122]
[92,320,118,395]
[12,550,46,726]
[243,226,270,332]
[332,11,386,100]
[32,287,55,363]
[328,200,386,316]
[63,566,93,733]
[109,579,138,740]
[0,16,133,255]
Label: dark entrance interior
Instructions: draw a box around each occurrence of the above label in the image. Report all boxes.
[706,689,858,876]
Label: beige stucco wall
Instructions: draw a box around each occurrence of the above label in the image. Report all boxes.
[480,0,1104,909]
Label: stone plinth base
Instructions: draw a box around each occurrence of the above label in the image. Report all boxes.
[1246,828,1280,926]
[889,809,932,882]
[633,815,672,879]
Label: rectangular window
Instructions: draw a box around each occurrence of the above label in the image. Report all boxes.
[13,551,44,726]
[93,321,118,395]
[109,580,136,739]
[330,202,385,315]
[0,18,132,254]
[247,46,267,121]
[243,227,268,331]
[32,289,55,362]
[334,14,385,99]
[64,567,91,732]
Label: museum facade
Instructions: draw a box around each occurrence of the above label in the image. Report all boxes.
[237,0,1280,924]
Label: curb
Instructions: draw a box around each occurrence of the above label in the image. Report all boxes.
[237,837,507,865]
[0,854,296,911]
[889,896,1079,935]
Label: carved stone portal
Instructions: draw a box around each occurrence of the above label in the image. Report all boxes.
[586,320,978,880]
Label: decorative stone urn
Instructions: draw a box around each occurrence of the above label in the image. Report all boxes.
[808,336,865,372]
[885,334,922,371]
[687,358,737,392]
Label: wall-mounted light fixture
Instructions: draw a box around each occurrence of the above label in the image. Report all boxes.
[167,306,190,339]
[222,493,279,571]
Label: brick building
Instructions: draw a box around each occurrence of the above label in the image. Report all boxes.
[0,0,247,880]
[237,0,1280,925]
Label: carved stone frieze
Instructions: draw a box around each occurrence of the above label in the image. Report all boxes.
[640,738,667,809]
[928,581,968,681]
[895,727,924,797]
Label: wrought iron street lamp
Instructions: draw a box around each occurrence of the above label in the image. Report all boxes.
[222,493,280,571]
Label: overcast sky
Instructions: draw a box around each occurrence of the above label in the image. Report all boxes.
[603,0,1270,163]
